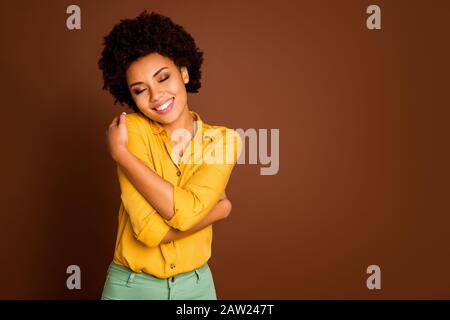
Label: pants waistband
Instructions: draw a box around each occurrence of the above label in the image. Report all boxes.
[108,262,208,284]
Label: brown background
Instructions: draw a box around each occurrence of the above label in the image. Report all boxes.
[0,0,449,299]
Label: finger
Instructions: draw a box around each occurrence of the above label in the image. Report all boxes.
[118,112,127,125]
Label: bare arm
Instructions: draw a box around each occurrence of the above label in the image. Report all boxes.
[161,197,232,244]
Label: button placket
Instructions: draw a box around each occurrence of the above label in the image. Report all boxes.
[178,119,202,167]
[160,134,183,180]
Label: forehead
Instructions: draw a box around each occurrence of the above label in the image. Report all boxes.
[126,52,175,80]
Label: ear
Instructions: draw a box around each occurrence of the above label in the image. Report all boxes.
[181,66,189,84]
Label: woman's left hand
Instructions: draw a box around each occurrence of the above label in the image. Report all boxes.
[106,112,128,162]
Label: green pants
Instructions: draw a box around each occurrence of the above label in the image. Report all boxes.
[101,262,217,300]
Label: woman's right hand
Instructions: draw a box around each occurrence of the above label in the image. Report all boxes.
[219,192,231,219]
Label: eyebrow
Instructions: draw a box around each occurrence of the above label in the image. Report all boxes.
[129,66,168,88]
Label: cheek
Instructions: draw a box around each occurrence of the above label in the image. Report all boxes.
[133,93,147,106]
[169,78,186,94]
[167,81,187,105]
[174,86,187,106]
[168,73,186,90]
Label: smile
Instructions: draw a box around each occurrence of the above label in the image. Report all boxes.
[153,98,174,114]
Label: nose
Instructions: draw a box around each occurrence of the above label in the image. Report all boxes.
[149,86,164,103]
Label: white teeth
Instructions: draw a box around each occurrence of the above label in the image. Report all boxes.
[155,99,172,111]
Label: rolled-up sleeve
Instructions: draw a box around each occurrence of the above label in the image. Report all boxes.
[164,129,242,231]
[117,117,171,247]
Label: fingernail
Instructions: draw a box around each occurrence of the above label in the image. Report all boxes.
[122,112,126,116]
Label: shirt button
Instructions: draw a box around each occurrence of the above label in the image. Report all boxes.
[176,171,181,176]
[170,263,176,269]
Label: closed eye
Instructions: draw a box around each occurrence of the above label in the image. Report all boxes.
[133,75,170,95]
[134,89,146,95]
[160,75,170,82]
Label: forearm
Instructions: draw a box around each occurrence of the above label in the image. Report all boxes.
[115,148,175,220]
[161,199,232,244]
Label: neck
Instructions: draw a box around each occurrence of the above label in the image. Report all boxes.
[163,106,195,141]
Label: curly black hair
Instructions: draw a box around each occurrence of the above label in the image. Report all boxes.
[98,10,204,112]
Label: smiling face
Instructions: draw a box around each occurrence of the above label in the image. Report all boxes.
[126,52,190,125]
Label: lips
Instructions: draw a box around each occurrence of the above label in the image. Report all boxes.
[153,98,174,114]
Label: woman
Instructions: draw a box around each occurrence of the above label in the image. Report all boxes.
[98,11,241,300]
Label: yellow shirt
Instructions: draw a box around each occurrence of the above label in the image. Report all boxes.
[112,110,242,278]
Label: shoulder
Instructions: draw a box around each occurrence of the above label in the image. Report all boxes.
[202,122,242,161]
[203,123,241,143]
[125,112,148,130]
[125,112,160,140]
[123,112,157,150]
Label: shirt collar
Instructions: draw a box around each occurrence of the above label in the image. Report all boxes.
[148,110,203,135]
